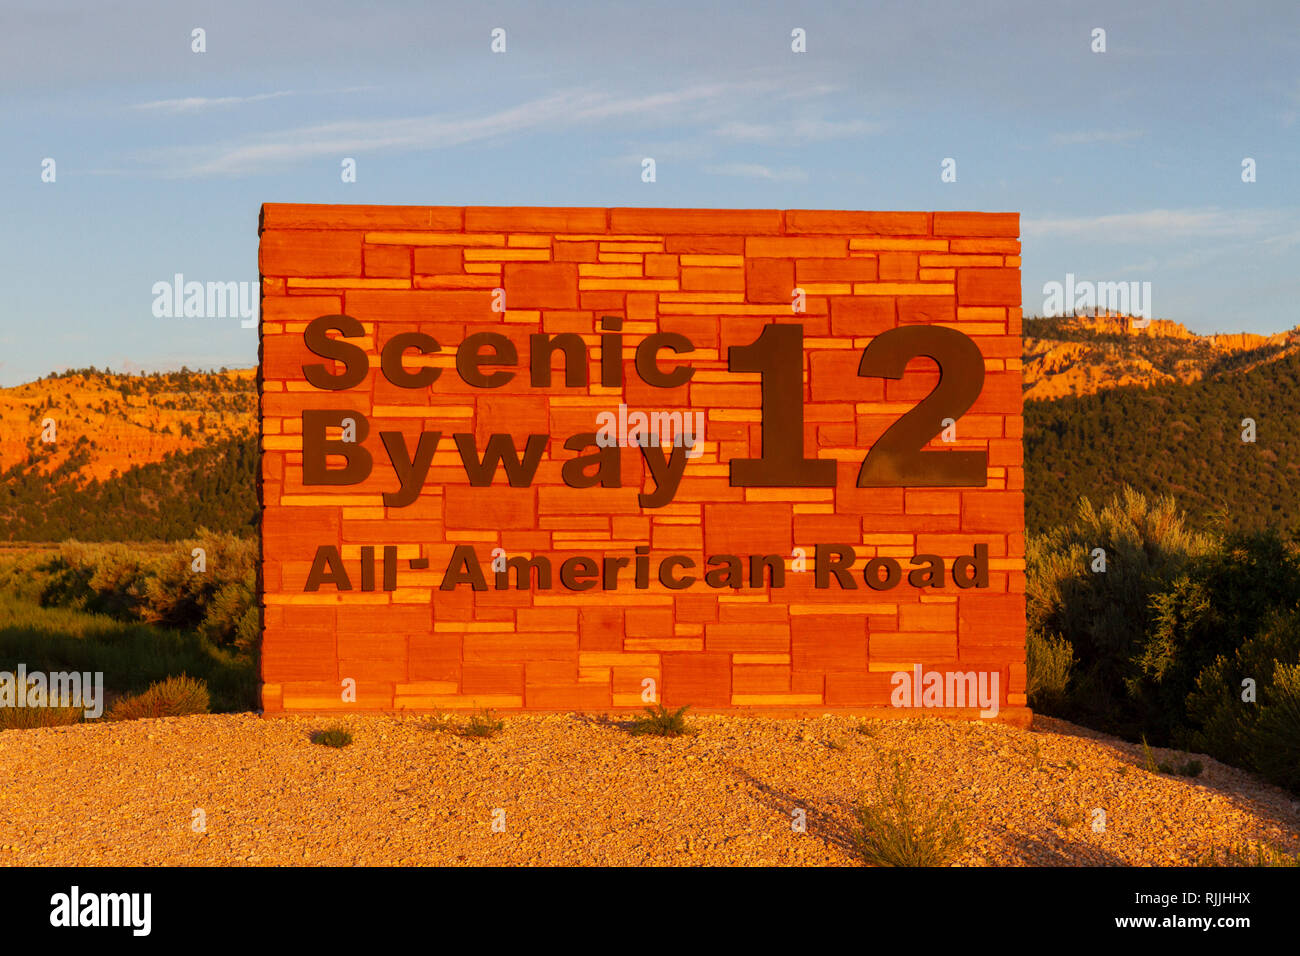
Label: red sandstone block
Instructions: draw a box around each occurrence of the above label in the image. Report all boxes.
[260,203,462,231]
[733,665,791,694]
[462,662,524,695]
[900,603,957,631]
[933,212,1019,237]
[705,623,791,654]
[527,683,612,709]
[466,206,606,233]
[413,247,463,274]
[579,291,624,311]
[346,289,492,322]
[959,594,1025,635]
[580,607,624,650]
[262,633,337,682]
[811,351,880,402]
[665,235,744,254]
[825,672,896,706]
[662,653,731,706]
[263,506,339,558]
[897,295,956,324]
[988,438,1023,466]
[914,534,1006,557]
[796,258,878,282]
[970,372,1022,415]
[717,604,788,623]
[831,297,895,336]
[785,210,930,235]
[262,295,342,322]
[746,258,794,303]
[879,253,919,281]
[645,253,678,277]
[674,594,718,623]
[517,607,579,632]
[464,632,578,661]
[682,267,745,292]
[611,208,781,234]
[792,616,867,671]
[444,486,536,529]
[704,503,793,555]
[337,605,431,633]
[503,263,579,309]
[525,660,579,685]
[794,514,862,542]
[979,335,1022,359]
[364,245,412,278]
[627,608,674,638]
[961,491,1023,531]
[554,241,597,262]
[905,490,960,514]
[957,268,1021,307]
[260,230,363,277]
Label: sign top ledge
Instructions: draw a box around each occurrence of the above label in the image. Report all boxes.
[258,203,1019,238]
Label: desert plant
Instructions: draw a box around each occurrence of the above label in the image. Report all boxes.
[853,758,967,867]
[0,704,83,731]
[106,675,209,721]
[462,709,505,738]
[1026,631,1073,713]
[311,726,352,748]
[629,703,693,737]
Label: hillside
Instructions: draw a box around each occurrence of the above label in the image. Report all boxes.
[1024,348,1300,534]
[0,367,255,482]
[1023,314,1300,401]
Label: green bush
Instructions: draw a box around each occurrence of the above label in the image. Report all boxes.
[629,703,693,737]
[312,726,352,748]
[853,758,967,867]
[1248,663,1300,792]
[1026,631,1073,713]
[0,704,83,731]
[106,675,210,721]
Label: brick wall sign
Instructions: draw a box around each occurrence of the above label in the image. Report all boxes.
[258,205,1026,723]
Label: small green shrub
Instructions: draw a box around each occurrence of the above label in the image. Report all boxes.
[106,675,209,721]
[311,726,352,748]
[1026,630,1074,713]
[462,709,504,738]
[629,703,693,737]
[853,758,967,867]
[1196,842,1299,867]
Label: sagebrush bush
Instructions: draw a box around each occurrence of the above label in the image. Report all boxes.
[1026,630,1073,713]
[853,758,967,867]
[0,705,83,731]
[106,675,210,721]
[143,530,257,647]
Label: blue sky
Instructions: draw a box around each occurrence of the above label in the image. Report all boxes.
[1,0,1297,386]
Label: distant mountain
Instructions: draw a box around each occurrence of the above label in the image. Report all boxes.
[1023,314,1300,401]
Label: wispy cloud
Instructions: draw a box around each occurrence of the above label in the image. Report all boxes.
[713,117,879,141]
[138,82,789,177]
[131,91,297,113]
[1023,208,1288,241]
[703,162,807,182]
[1048,129,1146,146]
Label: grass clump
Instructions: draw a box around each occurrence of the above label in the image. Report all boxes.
[1196,842,1299,867]
[462,709,504,738]
[311,726,352,748]
[106,675,209,721]
[629,703,693,737]
[853,758,967,867]
[0,705,83,730]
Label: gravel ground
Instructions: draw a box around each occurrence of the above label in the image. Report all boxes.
[0,712,1296,866]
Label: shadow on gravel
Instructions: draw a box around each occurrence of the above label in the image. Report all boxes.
[728,767,859,859]
[998,826,1130,867]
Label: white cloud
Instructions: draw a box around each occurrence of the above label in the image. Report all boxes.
[713,117,879,141]
[140,82,793,177]
[703,163,807,182]
[131,91,296,112]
